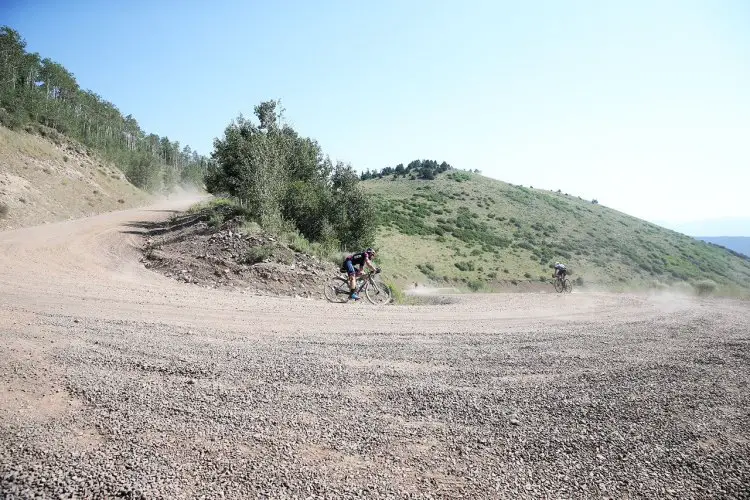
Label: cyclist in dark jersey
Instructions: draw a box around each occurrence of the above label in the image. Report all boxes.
[342,248,379,300]
[554,262,567,279]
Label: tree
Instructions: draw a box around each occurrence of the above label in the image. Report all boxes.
[0,25,211,192]
[208,101,374,247]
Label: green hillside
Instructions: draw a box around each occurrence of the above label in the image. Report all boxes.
[363,170,750,295]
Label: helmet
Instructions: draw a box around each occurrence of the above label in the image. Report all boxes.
[366,248,375,256]
[555,262,560,266]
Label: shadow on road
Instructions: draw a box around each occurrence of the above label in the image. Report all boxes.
[120,213,204,237]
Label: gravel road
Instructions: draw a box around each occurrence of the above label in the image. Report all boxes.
[1,197,748,498]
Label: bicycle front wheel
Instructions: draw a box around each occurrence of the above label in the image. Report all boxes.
[554,278,564,293]
[365,277,392,305]
[324,276,350,303]
[563,279,573,293]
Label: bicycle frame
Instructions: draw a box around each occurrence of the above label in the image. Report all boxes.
[325,269,392,305]
[353,272,375,293]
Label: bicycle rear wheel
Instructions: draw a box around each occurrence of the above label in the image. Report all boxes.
[365,277,392,305]
[324,276,350,303]
[554,278,564,293]
[563,278,573,293]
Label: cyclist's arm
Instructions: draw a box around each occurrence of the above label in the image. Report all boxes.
[364,258,378,272]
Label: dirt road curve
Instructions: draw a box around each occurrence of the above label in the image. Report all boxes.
[1,198,748,499]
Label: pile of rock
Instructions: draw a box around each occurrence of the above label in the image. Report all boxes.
[142,219,339,299]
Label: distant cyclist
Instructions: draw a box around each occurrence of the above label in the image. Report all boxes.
[553,262,567,280]
[342,248,379,300]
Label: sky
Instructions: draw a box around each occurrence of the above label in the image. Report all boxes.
[3,0,750,235]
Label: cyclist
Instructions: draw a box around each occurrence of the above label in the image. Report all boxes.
[553,261,567,280]
[342,248,379,300]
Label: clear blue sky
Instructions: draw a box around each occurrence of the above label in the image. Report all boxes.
[4,0,750,234]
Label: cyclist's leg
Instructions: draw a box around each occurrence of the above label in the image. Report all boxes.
[345,261,359,298]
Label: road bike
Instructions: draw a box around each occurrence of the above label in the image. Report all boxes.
[553,274,573,293]
[324,269,392,305]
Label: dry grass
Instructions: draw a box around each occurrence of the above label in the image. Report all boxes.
[0,126,153,230]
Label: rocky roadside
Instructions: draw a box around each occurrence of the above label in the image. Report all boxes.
[141,216,339,299]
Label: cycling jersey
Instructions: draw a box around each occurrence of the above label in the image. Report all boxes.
[345,251,371,266]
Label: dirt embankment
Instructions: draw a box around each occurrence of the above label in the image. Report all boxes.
[0,125,152,230]
[141,213,340,299]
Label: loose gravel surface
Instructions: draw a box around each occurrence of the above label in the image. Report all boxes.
[1,198,749,499]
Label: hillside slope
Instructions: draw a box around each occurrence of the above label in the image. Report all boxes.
[363,171,750,295]
[0,125,152,230]
[697,237,750,258]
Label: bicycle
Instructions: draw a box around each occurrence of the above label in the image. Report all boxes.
[553,274,573,293]
[323,268,393,305]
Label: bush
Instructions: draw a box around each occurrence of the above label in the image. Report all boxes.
[243,243,295,265]
[0,202,8,218]
[209,102,374,249]
[467,279,483,292]
[0,108,25,129]
[575,276,584,286]
[454,261,475,272]
[384,279,405,304]
[693,279,717,296]
[244,244,275,264]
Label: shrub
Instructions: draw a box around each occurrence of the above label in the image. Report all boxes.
[0,202,8,218]
[454,261,475,272]
[385,279,405,304]
[243,243,295,265]
[524,272,532,279]
[0,108,24,129]
[693,279,717,296]
[208,213,223,229]
[244,244,275,264]
[467,280,483,292]
[575,276,584,286]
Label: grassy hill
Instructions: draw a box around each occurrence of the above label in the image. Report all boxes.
[363,170,750,296]
[0,125,152,230]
